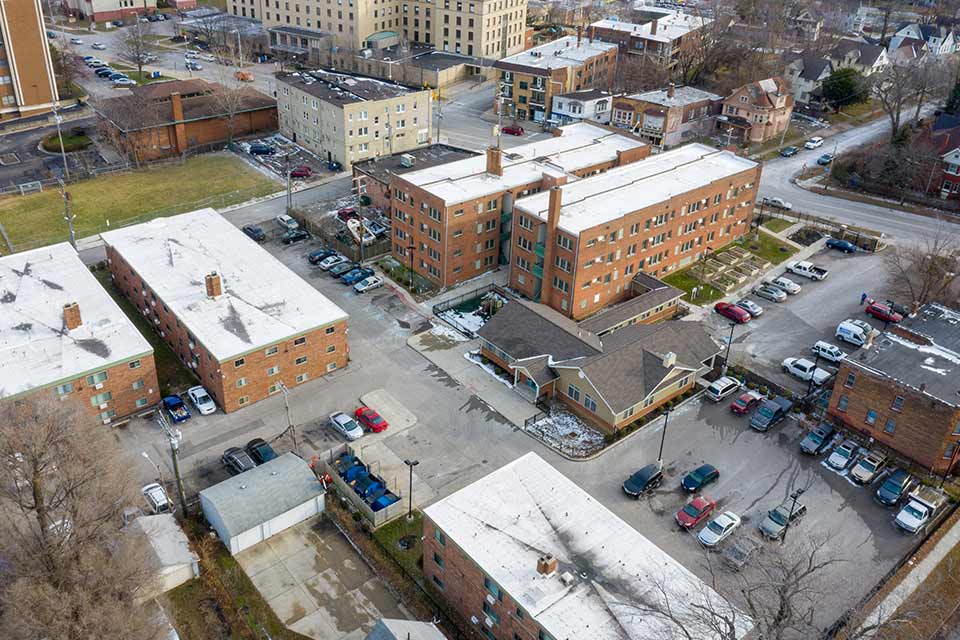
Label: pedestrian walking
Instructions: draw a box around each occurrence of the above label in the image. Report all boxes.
[860,292,868,306]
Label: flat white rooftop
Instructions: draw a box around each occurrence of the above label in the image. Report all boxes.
[398,122,645,205]
[496,36,617,72]
[0,242,153,399]
[425,453,751,640]
[592,12,710,43]
[515,143,758,233]
[101,209,348,361]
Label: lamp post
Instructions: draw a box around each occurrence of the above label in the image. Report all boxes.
[141,451,163,486]
[403,459,419,520]
[781,488,805,545]
[656,405,672,464]
[278,382,298,455]
[722,321,736,374]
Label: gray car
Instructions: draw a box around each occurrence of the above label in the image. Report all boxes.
[754,285,787,303]
[736,298,763,317]
[759,501,806,539]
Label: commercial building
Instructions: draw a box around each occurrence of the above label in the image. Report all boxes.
[328,45,492,89]
[718,77,794,145]
[611,83,721,148]
[494,34,617,124]
[276,69,432,170]
[0,0,59,121]
[549,88,616,126]
[590,10,710,72]
[388,122,649,288]
[0,243,158,423]
[423,452,751,640]
[101,209,349,413]
[509,143,760,319]
[93,79,277,162]
[61,0,160,23]
[827,304,960,474]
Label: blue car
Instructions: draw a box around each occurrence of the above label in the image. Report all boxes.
[340,267,374,285]
[162,395,191,423]
[826,238,857,253]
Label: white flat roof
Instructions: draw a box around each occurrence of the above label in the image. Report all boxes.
[101,209,348,361]
[425,453,751,640]
[0,243,153,399]
[496,36,617,71]
[592,12,710,43]
[398,123,645,205]
[514,143,758,233]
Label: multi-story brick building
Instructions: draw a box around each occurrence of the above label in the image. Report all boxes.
[493,34,618,124]
[590,9,710,73]
[101,209,349,414]
[718,77,794,145]
[61,0,162,23]
[827,304,960,474]
[0,243,158,424]
[387,122,649,288]
[423,452,750,640]
[509,143,761,320]
[0,0,59,121]
[276,70,432,170]
[611,83,721,148]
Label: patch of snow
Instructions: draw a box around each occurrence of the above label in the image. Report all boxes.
[527,406,606,457]
[429,322,470,342]
[885,332,960,365]
[924,357,936,365]
[437,291,508,334]
[921,365,949,376]
[464,350,513,388]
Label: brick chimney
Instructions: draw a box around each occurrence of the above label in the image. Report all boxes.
[577,24,582,47]
[170,91,188,155]
[537,554,559,576]
[63,302,82,331]
[205,272,222,298]
[651,19,658,35]
[486,146,503,176]
[667,82,675,98]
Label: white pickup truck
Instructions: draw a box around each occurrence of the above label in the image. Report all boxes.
[782,357,831,385]
[785,260,829,281]
[895,486,947,534]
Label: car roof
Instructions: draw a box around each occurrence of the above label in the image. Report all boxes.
[691,496,713,508]
[632,463,661,480]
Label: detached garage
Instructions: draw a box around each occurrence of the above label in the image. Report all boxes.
[199,452,325,555]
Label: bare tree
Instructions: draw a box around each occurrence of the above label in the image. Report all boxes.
[50,40,81,99]
[212,66,254,145]
[884,223,960,309]
[116,20,158,80]
[0,395,164,640]
[873,60,924,141]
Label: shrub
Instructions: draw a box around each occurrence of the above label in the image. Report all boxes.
[351,511,362,522]
[604,433,616,444]
[746,381,757,390]
[759,385,768,395]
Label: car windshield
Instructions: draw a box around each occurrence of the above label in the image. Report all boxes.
[881,479,901,494]
[707,520,725,535]
[734,397,748,407]
[688,470,703,483]
[197,392,211,403]
[904,505,925,519]
[682,503,704,518]
[807,432,823,444]
[769,508,789,526]
[758,405,775,418]
[859,460,877,472]
[343,419,359,431]
[369,415,384,425]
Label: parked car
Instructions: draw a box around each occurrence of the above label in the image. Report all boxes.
[622,462,663,498]
[827,439,858,470]
[187,386,216,415]
[502,125,524,136]
[245,438,278,464]
[736,298,763,317]
[782,357,831,385]
[769,276,801,295]
[681,464,720,492]
[70,37,83,44]
[82,55,95,62]
[92,42,107,50]
[47,30,58,38]
[785,260,828,281]
[811,340,845,363]
[826,238,857,253]
[799,423,836,455]
[706,376,741,402]
[329,261,359,277]
[319,254,347,270]
[836,319,874,347]
[308,249,337,264]
[354,275,384,293]
[184,50,199,59]
[108,72,129,81]
[895,486,947,534]
[780,146,799,157]
[336,207,360,222]
[113,78,137,86]
[850,450,887,484]
[185,61,203,71]
[714,301,751,324]
[341,267,374,285]
[275,213,299,231]
[876,468,916,507]
[95,68,116,78]
[355,407,389,432]
[290,165,313,178]
[762,196,792,210]
[242,224,266,242]
[753,285,787,303]
[749,396,794,432]
[282,228,310,244]
[142,483,173,514]
[329,411,364,440]
[698,511,741,548]
[675,496,716,529]
[759,501,807,540]
[730,390,764,415]
[884,299,911,317]
[327,160,343,171]
[865,301,903,323]
[200,53,215,61]
[817,153,835,165]
[222,447,256,474]
[162,395,190,423]
[804,136,824,149]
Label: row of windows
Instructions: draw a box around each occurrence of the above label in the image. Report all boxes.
[232,330,334,368]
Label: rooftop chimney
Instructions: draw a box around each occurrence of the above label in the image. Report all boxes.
[486,146,503,176]
[651,19,658,35]
[667,82,675,98]
[537,554,559,576]
[662,351,676,368]
[63,302,82,331]
[589,25,595,42]
[205,272,222,298]
[577,25,582,47]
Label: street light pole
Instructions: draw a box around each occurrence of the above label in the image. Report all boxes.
[723,322,736,374]
[656,405,672,464]
[407,243,415,292]
[52,104,71,182]
[781,488,805,545]
[57,180,76,249]
[141,451,163,487]
[403,459,419,520]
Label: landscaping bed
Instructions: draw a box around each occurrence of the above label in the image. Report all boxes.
[526,405,606,458]
[41,132,91,153]
[788,226,825,246]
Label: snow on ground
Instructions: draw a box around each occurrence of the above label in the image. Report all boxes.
[429,322,470,342]
[437,291,509,335]
[527,406,606,458]
[464,350,513,388]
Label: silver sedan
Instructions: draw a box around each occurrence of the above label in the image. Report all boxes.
[753,285,787,303]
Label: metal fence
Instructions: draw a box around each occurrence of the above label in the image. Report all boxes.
[293,211,393,263]
[431,283,511,338]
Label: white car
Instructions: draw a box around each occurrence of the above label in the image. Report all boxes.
[736,299,763,317]
[782,357,830,385]
[113,78,137,86]
[811,341,845,363]
[91,42,106,50]
[184,51,199,59]
[329,411,364,441]
[762,196,792,211]
[770,276,801,295]
[804,136,824,149]
[354,275,384,293]
[698,511,741,548]
[70,37,83,45]
[827,439,858,470]
[187,385,216,415]
[142,483,172,514]
[200,53,216,62]
[319,254,347,270]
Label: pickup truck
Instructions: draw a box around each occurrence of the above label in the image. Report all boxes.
[162,395,191,423]
[895,486,947,534]
[749,396,794,432]
[785,260,829,281]
[782,357,831,385]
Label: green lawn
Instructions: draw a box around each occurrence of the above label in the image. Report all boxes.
[762,217,794,233]
[373,512,424,580]
[42,132,91,152]
[737,229,798,265]
[0,154,278,251]
[663,269,724,304]
[93,269,195,397]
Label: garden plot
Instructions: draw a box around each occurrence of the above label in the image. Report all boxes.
[464,350,513,388]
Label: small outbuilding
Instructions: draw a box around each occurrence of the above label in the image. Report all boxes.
[365,619,447,640]
[130,513,199,600]
[199,453,325,555]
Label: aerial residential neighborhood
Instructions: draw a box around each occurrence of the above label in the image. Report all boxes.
[4,0,960,639]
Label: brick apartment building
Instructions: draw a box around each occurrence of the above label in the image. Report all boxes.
[719,77,794,145]
[61,0,161,23]
[509,143,761,320]
[827,304,960,474]
[388,122,649,288]
[0,0,59,121]
[611,83,722,148]
[590,9,710,73]
[101,209,349,413]
[423,452,750,640]
[0,243,158,423]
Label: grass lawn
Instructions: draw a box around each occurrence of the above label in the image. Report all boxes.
[0,154,278,251]
[762,217,794,233]
[372,512,424,580]
[93,269,196,396]
[663,268,724,304]
[737,229,798,265]
[42,132,91,152]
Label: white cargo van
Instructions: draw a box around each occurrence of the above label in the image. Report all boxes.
[836,320,873,347]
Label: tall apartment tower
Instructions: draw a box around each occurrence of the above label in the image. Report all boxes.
[0,0,59,120]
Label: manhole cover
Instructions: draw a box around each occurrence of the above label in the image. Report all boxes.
[0,153,20,166]
[397,535,417,551]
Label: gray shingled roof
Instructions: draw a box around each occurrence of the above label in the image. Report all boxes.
[477,299,601,361]
[513,355,558,386]
[199,453,323,537]
[796,55,833,81]
[579,274,682,334]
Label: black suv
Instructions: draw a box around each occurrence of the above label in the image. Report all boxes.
[876,468,915,506]
[245,438,278,465]
[222,447,256,475]
[242,224,266,242]
[282,228,310,244]
[622,463,663,498]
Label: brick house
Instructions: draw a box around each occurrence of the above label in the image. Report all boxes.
[913,113,960,200]
[509,143,761,320]
[477,299,717,432]
[387,122,649,289]
[0,243,158,424]
[718,77,794,145]
[611,83,722,148]
[101,209,348,413]
[590,10,711,74]
[92,79,277,162]
[827,304,960,474]
[422,452,750,640]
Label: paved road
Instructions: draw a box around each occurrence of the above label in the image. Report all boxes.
[436,82,552,150]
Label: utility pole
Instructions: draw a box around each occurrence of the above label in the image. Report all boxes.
[656,405,672,464]
[157,411,188,515]
[278,382,299,455]
[52,104,71,182]
[284,153,293,213]
[57,180,76,249]
[722,322,736,374]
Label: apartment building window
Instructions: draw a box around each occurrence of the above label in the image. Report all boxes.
[484,238,495,250]
[552,276,569,293]
[583,394,598,412]
[557,234,573,250]
[836,395,848,412]
[434,529,446,546]
[428,227,441,242]
[267,366,280,376]
[132,379,145,391]
[90,391,113,407]
[327,362,338,372]
[433,551,445,568]
[516,256,530,271]
[236,377,248,388]
[483,602,500,625]
[294,336,307,346]
[295,356,308,366]
[485,219,497,231]
[555,256,571,273]
[517,236,532,252]
[238,396,249,406]
[484,577,502,600]
[518,216,534,231]
[629,222,640,235]
[326,326,336,335]
[296,373,310,383]
[844,373,856,387]
[884,418,896,435]
[432,575,445,590]
[626,243,636,257]
[428,207,442,222]
[567,384,580,402]
[55,382,74,396]
[86,371,108,385]
[865,409,877,426]
[892,396,904,411]
[268,383,282,395]
[266,345,279,356]
[99,409,117,421]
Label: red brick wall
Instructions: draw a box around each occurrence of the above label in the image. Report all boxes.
[45,353,160,424]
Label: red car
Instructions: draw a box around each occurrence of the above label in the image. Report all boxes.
[501,125,524,136]
[675,496,716,529]
[290,165,313,178]
[730,391,763,415]
[714,301,751,324]
[337,207,360,222]
[865,302,903,323]
[354,407,389,433]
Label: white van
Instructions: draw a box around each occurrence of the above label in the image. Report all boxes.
[706,376,741,402]
[811,341,845,363]
[836,320,872,347]
[275,213,299,232]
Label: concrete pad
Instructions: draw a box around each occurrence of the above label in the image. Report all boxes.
[269,583,319,625]
[248,562,300,600]
[359,388,418,433]
[283,545,324,584]
[265,523,316,560]
[289,609,341,639]
[235,540,282,576]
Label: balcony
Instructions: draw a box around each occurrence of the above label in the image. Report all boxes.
[500,210,512,226]
[532,264,544,278]
[534,242,545,258]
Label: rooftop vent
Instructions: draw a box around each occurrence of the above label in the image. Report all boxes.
[662,351,676,368]
[560,571,575,586]
[205,272,222,298]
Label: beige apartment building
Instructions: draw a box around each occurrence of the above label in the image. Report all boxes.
[276,70,432,170]
[0,0,59,120]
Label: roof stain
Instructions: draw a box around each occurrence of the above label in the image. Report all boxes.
[0,291,14,304]
[12,323,32,332]
[40,279,63,291]
[75,338,111,359]
[221,301,252,344]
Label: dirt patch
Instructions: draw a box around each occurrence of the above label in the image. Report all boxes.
[788,226,825,246]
